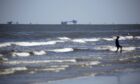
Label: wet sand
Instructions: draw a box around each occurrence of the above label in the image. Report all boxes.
[47,72,140,84]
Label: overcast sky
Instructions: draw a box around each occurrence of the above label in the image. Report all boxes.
[0,0,140,24]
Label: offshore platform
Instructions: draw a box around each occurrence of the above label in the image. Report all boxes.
[61,20,77,25]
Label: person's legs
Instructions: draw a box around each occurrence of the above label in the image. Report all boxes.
[116,46,119,52]
[120,46,122,53]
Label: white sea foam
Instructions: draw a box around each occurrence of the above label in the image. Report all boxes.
[102,38,114,41]
[135,36,140,39]
[95,46,116,51]
[0,67,27,75]
[12,52,30,57]
[119,58,129,61]
[119,36,134,40]
[29,65,69,73]
[123,47,136,51]
[38,67,66,72]
[14,41,57,46]
[0,54,8,61]
[0,57,8,61]
[132,56,140,59]
[36,65,69,72]
[50,65,69,68]
[72,38,100,43]
[0,40,63,48]
[89,61,100,65]
[95,46,136,52]
[49,48,74,53]
[72,39,86,43]
[32,50,46,55]
[58,37,71,40]
[4,59,76,65]
[0,54,3,57]
[0,42,11,48]
[78,61,100,67]
[81,38,100,42]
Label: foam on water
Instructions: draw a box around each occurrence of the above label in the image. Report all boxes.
[102,38,114,41]
[4,59,76,65]
[123,47,136,51]
[49,48,74,53]
[79,61,101,67]
[102,35,135,41]
[12,52,30,57]
[32,50,46,55]
[132,56,140,59]
[0,54,3,57]
[0,40,64,48]
[0,67,27,75]
[95,46,116,51]
[14,41,57,46]
[72,38,100,43]
[38,67,66,72]
[28,65,69,73]
[72,39,86,43]
[135,36,140,39]
[0,57,8,61]
[0,54,8,61]
[0,35,138,48]
[71,36,136,43]
[58,37,71,40]
[88,61,100,65]
[95,46,136,52]
[0,42,11,48]
[35,65,69,72]
[118,36,134,40]
[80,38,100,42]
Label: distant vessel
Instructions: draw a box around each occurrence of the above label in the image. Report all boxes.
[61,20,77,25]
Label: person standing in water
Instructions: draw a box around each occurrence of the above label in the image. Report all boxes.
[115,36,122,52]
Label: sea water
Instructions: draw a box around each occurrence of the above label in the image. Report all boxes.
[0,24,140,84]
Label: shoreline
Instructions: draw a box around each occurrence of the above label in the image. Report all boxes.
[46,71,140,84]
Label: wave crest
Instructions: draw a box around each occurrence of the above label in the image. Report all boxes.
[49,48,74,53]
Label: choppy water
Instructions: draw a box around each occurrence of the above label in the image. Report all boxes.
[0,24,140,84]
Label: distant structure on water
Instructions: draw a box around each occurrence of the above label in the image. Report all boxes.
[7,21,13,24]
[61,20,77,25]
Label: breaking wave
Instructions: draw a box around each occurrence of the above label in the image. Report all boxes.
[32,50,46,55]
[4,59,76,65]
[1,46,138,58]
[58,37,71,40]
[119,36,134,40]
[49,48,74,53]
[135,36,140,39]
[0,67,27,75]
[72,38,100,43]
[0,35,139,48]
[95,46,136,52]
[11,50,47,57]
[0,42,11,48]
[0,40,64,48]
[12,52,31,57]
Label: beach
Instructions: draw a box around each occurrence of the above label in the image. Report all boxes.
[48,72,140,84]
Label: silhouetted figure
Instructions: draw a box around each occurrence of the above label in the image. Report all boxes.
[115,36,122,52]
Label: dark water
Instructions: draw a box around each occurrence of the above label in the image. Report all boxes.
[0,24,140,84]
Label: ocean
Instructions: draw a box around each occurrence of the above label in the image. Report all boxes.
[0,24,140,84]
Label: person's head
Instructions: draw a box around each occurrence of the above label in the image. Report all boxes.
[117,36,120,39]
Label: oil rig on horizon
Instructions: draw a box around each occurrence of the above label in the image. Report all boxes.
[61,20,77,25]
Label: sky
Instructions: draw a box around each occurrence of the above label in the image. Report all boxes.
[0,0,140,24]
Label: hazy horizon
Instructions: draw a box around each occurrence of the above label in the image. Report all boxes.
[0,0,140,24]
